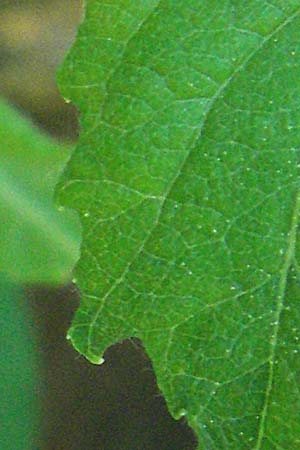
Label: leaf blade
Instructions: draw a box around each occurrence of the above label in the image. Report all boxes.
[57,2,300,448]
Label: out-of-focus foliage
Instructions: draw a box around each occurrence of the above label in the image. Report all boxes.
[0,0,82,140]
[0,275,40,450]
[0,99,80,284]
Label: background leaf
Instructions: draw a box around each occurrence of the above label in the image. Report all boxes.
[0,275,41,450]
[57,2,300,448]
[0,99,80,284]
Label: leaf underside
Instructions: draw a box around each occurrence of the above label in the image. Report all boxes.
[57,1,300,448]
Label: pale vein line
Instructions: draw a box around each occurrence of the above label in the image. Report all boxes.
[86,8,300,359]
[88,0,162,132]
[253,190,300,449]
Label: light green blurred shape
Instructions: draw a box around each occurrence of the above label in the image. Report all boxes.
[0,99,81,284]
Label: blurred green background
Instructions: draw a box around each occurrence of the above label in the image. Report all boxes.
[0,1,197,449]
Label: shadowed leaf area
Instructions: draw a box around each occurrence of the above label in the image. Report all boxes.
[56,2,300,448]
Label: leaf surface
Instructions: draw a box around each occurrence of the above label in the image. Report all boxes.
[0,99,80,284]
[57,2,300,448]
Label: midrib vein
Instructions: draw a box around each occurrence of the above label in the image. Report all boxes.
[254,189,300,449]
[86,7,300,358]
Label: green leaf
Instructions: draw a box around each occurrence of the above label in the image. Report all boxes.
[57,2,300,448]
[0,275,41,450]
[0,99,80,284]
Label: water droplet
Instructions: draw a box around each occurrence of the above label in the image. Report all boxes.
[84,212,90,218]
[291,50,296,56]
[188,270,193,275]
[72,277,77,284]
[212,228,217,234]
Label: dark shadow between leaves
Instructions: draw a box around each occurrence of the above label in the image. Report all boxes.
[27,284,198,450]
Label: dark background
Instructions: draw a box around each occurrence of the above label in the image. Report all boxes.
[0,2,197,449]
